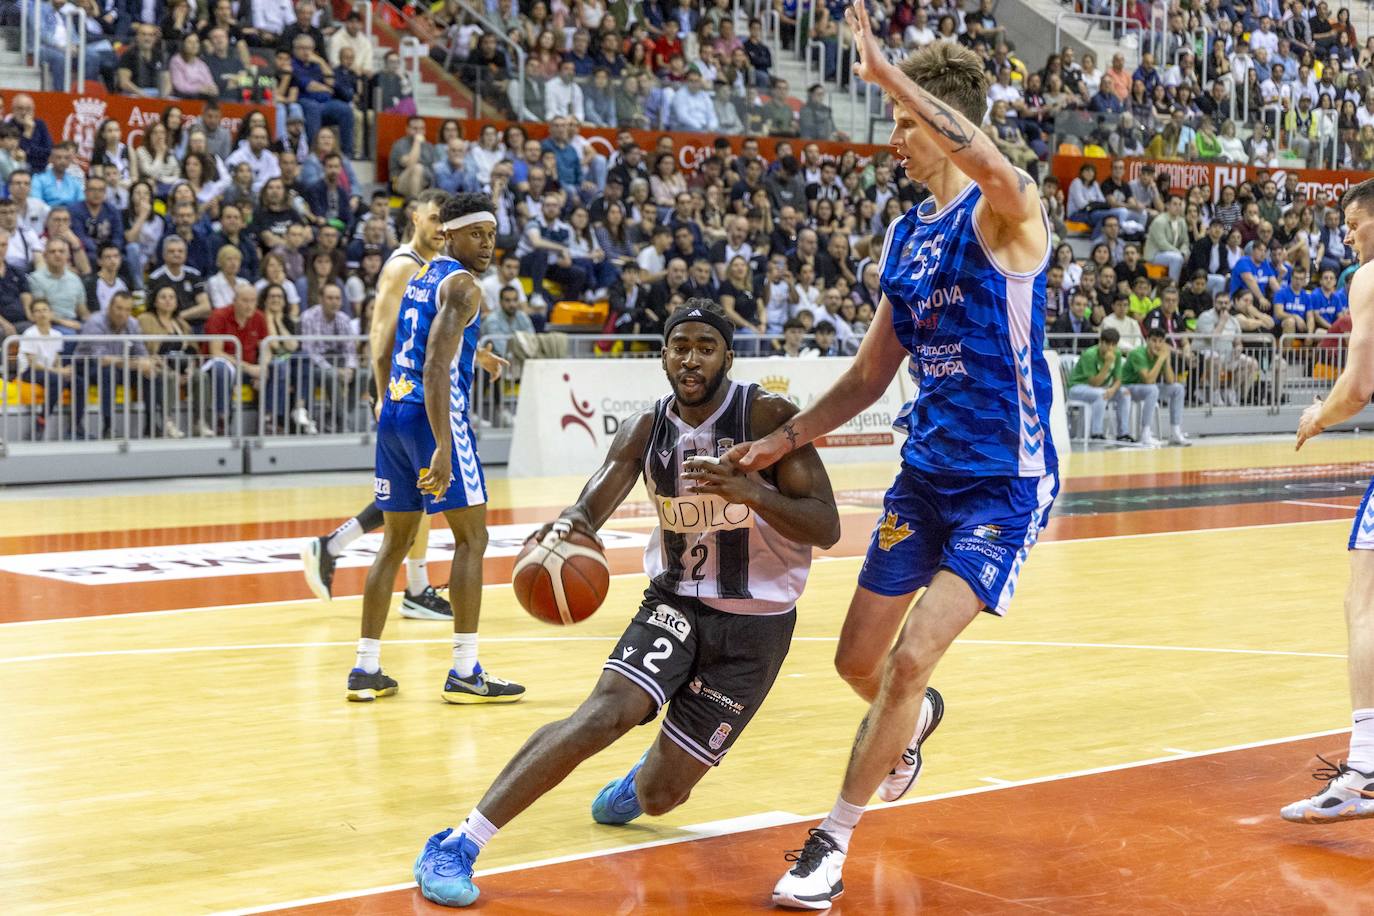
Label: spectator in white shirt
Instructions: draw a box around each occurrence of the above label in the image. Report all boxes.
[1250,17,1279,56]
[253,0,296,39]
[327,10,374,75]
[207,245,255,310]
[18,299,71,432]
[225,125,281,194]
[669,72,720,132]
[987,67,1021,108]
[480,254,528,315]
[904,9,935,48]
[544,61,586,121]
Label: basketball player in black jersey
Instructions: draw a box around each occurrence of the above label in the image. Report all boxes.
[412,299,842,907]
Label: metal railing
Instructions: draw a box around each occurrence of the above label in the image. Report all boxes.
[438,0,527,122]
[254,334,373,438]
[1,333,242,445]
[59,3,86,93]
[1275,333,1351,406]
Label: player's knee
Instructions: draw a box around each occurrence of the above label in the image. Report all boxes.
[884,643,936,692]
[572,696,642,743]
[834,645,879,684]
[637,779,687,816]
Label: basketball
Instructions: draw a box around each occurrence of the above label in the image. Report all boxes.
[512,530,611,625]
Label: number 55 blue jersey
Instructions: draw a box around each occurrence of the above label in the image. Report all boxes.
[879,183,1058,478]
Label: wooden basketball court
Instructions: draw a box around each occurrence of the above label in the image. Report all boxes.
[5,436,1374,914]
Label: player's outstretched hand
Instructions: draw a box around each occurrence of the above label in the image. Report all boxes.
[1296,396,1325,451]
[418,448,453,499]
[723,437,789,474]
[844,0,884,86]
[526,512,602,548]
[476,341,510,381]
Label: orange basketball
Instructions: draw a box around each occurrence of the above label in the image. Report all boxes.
[512,530,610,625]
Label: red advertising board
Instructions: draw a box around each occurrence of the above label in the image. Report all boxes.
[374,112,886,183]
[1051,154,1371,204]
[0,89,276,170]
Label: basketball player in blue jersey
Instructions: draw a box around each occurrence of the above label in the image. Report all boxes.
[347,193,524,705]
[732,8,1059,908]
[300,190,458,621]
[1285,177,1374,823]
[410,300,841,908]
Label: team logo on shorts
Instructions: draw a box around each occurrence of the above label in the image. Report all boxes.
[876,512,914,551]
[973,524,1002,543]
[979,562,999,589]
[374,477,391,500]
[709,721,733,751]
[648,604,692,641]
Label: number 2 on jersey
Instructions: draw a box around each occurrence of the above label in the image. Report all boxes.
[689,544,709,581]
[394,307,420,369]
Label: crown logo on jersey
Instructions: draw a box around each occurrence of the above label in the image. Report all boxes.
[758,375,790,396]
[876,512,914,551]
[387,377,416,401]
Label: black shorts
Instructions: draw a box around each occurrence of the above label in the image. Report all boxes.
[603,584,796,767]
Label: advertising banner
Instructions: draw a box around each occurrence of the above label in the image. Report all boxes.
[375,112,886,182]
[0,89,275,172]
[507,356,910,478]
[1051,154,1370,205]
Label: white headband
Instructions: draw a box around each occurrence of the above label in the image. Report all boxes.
[442,212,497,231]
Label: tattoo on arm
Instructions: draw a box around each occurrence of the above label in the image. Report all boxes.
[1016,170,1033,193]
[782,421,799,452]
[915,99,973,153]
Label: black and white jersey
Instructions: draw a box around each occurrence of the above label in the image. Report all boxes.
[641,381,812,615]
[385,243,425,269]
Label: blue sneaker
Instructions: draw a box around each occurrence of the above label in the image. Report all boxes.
[591,752,647,825]
[414,827,480,907]
[442,662,526,705]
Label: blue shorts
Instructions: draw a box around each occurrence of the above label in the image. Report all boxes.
[1351,479,1374,549]
[857,467,1059,616]
[374,400,487,513]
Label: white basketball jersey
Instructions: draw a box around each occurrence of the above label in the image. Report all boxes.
[641,381,812,615]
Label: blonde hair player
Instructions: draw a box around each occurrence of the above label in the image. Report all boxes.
[1285,176,1374,822]
[731,4,1059,909]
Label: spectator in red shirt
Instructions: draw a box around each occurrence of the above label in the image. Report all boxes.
[652,20,683,74]
[202,283,267,433]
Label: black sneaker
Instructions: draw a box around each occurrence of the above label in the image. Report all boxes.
[400,585,453,620]
[1117,434,1136,443]
[346,668,399,702]
[442,663,525,704]
[300,537,336,602]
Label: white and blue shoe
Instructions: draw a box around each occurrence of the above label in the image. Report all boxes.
[591,752,647,825]
[414,828,480,907]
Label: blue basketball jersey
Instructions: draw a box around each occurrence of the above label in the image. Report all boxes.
[386,255,480,416]
[880,182,1058,478]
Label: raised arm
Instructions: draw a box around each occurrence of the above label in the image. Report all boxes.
[530,410,656,546]
[729,294,908,472]
[844,1,1039,226]
[1299,263,1374,449]
[417,272,482,498]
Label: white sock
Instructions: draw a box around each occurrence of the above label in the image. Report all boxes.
[816,795,864,853]
[405,557,429,594]
[452,633,478,677]
[1349,709,1374,771]
[326,518,363,557]
[444,808,499,850]
[355,637,381,674]
[1172,425,1185,436]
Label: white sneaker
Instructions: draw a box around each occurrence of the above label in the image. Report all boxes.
[877,687,945,803]
[195,419,215,437]
[530,293,548,311]
[1139,429,1159,448]
[1281,756,1374,823]
[773,828,846,910]
[163,419,185,439]
[1225,388,1240,407]
[1169,428,1192,447]
[291,407,319,434]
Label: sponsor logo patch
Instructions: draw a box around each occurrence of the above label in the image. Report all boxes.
[374,477,391,499]
[973,524,1002,543]
[708,721,733,751]
[876,511,914,551]
[647,604,692,641]
[979,562,999,589]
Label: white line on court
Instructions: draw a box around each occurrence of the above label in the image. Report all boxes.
[1282,499,1359,512]
[1161,747,1193,755]
[979,777,1013,786]
[211,725,1352,916]
[0,636,1348,666]
[0,516,1353,628]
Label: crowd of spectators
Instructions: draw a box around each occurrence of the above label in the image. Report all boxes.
[2,0,1370,446]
